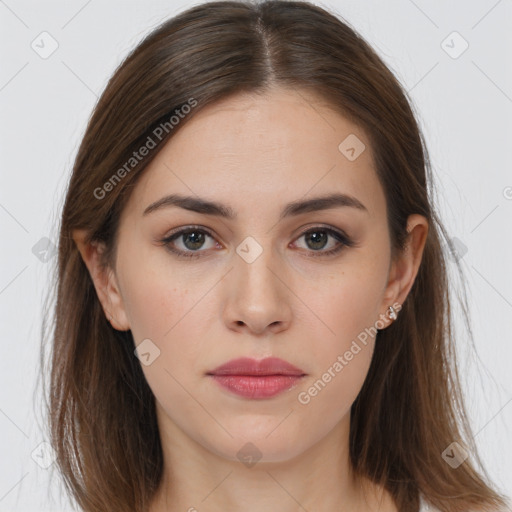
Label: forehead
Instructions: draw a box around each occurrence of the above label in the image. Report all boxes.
[123,87,385,221]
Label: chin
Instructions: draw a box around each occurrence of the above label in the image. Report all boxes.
[198,424,311,465]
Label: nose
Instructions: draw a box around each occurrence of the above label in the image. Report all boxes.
[222,241,292,336]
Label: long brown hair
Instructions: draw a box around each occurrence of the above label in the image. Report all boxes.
[40,1,509,511]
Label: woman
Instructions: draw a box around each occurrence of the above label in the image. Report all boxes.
[42,1,510,511]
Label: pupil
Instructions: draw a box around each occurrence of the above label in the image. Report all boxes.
[184,231,204,250]
[306,231,327,250]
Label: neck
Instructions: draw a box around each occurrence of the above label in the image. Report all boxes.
[148,406,394,512]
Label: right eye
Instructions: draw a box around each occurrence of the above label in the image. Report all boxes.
[159,226,221,259]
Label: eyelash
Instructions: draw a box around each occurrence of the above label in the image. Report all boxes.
[158,224,355,260]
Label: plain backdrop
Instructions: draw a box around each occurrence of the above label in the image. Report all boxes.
[0,0,511,510]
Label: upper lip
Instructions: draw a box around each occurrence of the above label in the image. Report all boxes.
[207,357,306,377]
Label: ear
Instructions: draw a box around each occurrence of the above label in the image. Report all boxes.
[72,229,130,331]
[378,214,429,328]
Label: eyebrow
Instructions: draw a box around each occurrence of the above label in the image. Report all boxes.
[143,192,368,220]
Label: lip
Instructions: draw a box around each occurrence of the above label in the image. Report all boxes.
[208,357,306,377]
[207,357,306,399]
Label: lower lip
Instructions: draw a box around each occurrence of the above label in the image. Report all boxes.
[209,375,304,399]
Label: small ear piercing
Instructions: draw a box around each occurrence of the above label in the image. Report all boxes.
[387,305,398,321]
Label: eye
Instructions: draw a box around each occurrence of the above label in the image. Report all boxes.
[292,226,354,257]
[158,225,355,260]
[159,226,219,259]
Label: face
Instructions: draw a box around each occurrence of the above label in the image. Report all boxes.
[87,87,416,464]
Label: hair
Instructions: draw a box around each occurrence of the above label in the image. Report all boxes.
[40,1,509,511]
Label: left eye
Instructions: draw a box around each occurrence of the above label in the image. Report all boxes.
[159,226,353,259]
[292,227,354,257]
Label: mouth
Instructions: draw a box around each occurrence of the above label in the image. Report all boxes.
[206,357,306,399]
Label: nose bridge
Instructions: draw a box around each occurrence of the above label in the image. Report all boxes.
[223,233,291,333]
[234,234,281,299]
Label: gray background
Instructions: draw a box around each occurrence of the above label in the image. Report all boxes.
[0,0,511,510]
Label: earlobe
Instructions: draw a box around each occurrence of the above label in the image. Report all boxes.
[72,229,130,331]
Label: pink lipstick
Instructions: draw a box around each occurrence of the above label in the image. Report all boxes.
[207,357,306,399]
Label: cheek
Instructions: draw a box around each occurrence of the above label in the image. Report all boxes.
[123,279,210,393]
[117,250,215,386]
[292,279,383,436]
[293,343,372,452]
[297,254,388,398]
[118,245,199,341]
[306,261,387,348]
[122,280,182,342]
[119,264,208,421]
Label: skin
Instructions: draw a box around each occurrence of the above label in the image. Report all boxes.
[73,87,428,512]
